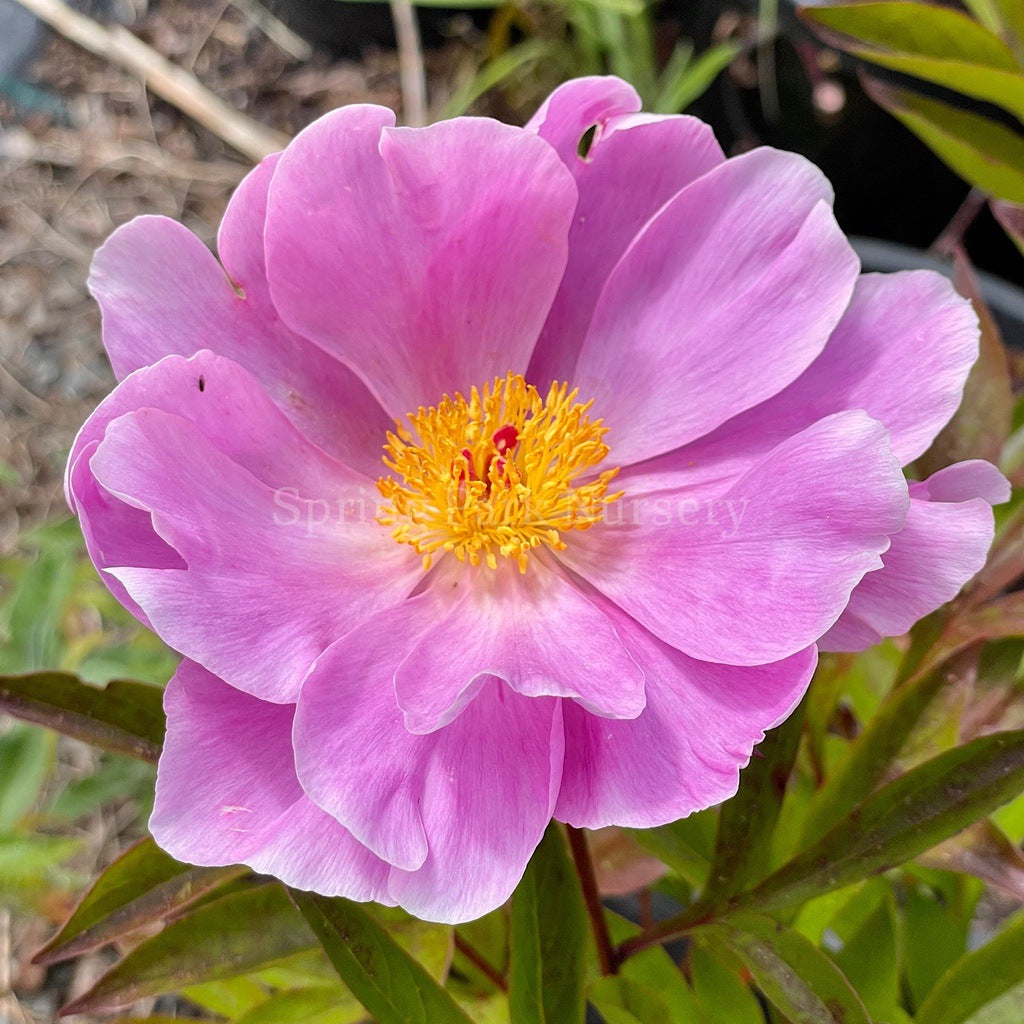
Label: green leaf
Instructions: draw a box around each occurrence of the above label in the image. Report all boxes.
[802,2,1024,120]
[689,939,764,1024]
[62,883,316,1015]
[741,729,1024,914]
[903,877,973,1009]
[803,0,1018,67]
[291,890,471,1024]
[590,976,676,1024]
[606,912,701,1024]
[862,78,1024,203]
[917,910,1024,1024]
[830,886,899,1020]
[36,836,247,965]
[0,722,54,831]
[705,914,871,1024]
[653,41,739,113]
[0,671,165,762]
[509,824,588,1024]
[704,701,805,904]
[233,986,366,1024]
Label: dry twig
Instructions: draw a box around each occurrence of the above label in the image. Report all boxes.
[13,0,289,161]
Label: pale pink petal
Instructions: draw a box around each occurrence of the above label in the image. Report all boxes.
[556,625,817,828]
[91,407,420,702]
[560,411,908,665]
[294,635,563,921]
[89,170,390,475]
[821,461,1008,651]
[151,661,392,902]
[264,107,578,419]
[390,559,644,734]
[573,148,860,467]
[528,110,724,385]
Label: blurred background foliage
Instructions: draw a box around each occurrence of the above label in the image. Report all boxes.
[2,0,1024,1022]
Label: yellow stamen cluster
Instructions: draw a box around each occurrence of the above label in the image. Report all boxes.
[378,373,622,572]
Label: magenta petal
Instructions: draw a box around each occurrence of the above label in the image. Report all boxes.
[90,405,420,702]
[294,634,563,921]
[529,110,724,385]
[265,107,577,418]
[67,442,184,625]
[821,461,1007,651]
[916,459,1010,504]
[89,184,390,476]
[556,632,816,828]
[390,560,645,734]
[561,411,908,665]
[573,148,859,467]
[151,661,392,902]
[526,75,641,162]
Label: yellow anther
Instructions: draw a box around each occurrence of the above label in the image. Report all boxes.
[377,373,622,572]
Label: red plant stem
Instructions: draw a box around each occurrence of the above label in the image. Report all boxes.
[566,825,616,976]
[454,932,507,992]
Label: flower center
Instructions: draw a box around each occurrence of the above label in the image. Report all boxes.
[377,373,622,572]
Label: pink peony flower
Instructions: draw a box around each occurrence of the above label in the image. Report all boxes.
[68,76,1008,923]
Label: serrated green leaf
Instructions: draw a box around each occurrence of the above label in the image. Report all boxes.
[37,836,247,965]
[705,914,871,1024]
[63,884,315,1015]
[742,729,1024,914]
[291,890,471,1024]
[863,77,1024,203]
[917,910,1024,1024]
[0,671,164,762]
[509,824,588,1024]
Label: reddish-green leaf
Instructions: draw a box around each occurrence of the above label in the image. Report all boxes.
[62,884,315,1015]
[36,837,247,965]
[0,671,164,763]
[743,729,1024,914]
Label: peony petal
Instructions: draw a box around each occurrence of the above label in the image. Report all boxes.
[391,559,645,734]
[89,170,390,476]
[916,458,1010,504]
[556,626,816,828]
[264,106,578,419]
[526,75,641,161]
[821,461,1007,651]
[560,411,908,665]
[294,633,563,921]
[573,148,860,467]
[91,407,420,702]
[151,661,392,902]
[528,110,724,385]
[68,442,184,626]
